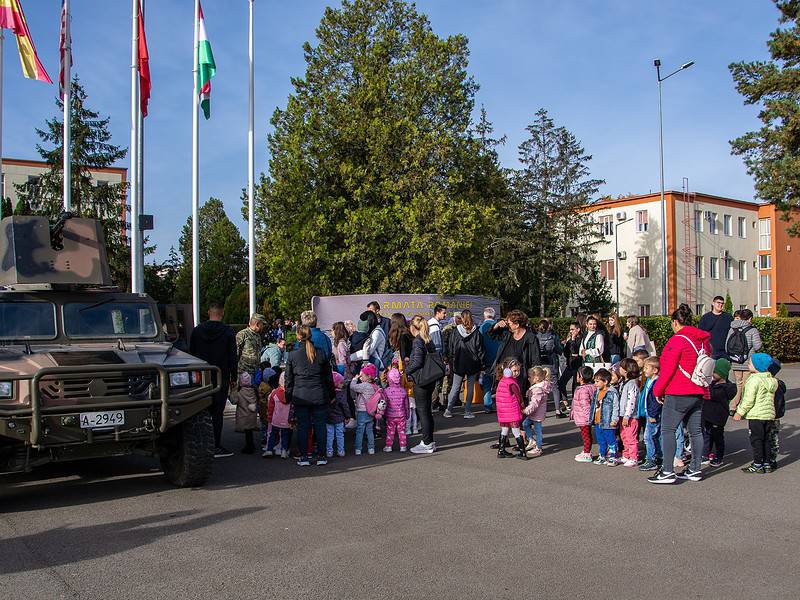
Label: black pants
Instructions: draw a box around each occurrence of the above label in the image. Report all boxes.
[295,405,329,458]
[702,420,725,459]
[209,389,228,447]
[414,383,436,445]
[749,420,774,465]
[558,366,578,400]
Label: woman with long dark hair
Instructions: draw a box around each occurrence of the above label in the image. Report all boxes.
[606,313,625,364]
[388,313,414,362]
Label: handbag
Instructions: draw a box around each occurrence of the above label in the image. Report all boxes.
[414,348,446,388]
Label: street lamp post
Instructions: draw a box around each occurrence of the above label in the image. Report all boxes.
[614,217,633,313]
[655,58,694,315]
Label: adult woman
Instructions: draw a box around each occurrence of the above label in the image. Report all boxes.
[579,316,605,367]
[648,305,711,484]
[625,315,652,356]
[388,312,414,362]
[332,321,350,375]
[606,313,625,364]
[406,315,438,454]
[284,325,335,466]
[491,310,541,394]
[349,310,390,374]
[444,309,485,419]
[559,321,583,401]
[536,319,565,417]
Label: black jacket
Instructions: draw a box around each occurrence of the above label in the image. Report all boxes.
[407,336,436,384]
[702,380,736,426]
[490,327,541,372]
[563,336,582,370]
[607,332,626,360]
[285,347,335,407]
[396,332,414,362]
[449,326,486,376]
[189,320,237,389]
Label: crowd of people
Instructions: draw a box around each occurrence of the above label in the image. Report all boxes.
[187,296,786,482]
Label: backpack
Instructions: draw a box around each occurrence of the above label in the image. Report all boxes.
[538,332,555,357]
[365,384,387,418]
[676,335,714,387]
[774,380,786,419]
[726,325,753,364]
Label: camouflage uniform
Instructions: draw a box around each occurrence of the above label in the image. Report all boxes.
[236,327,262,376]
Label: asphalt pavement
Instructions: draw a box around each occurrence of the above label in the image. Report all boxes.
[2,366,800,600]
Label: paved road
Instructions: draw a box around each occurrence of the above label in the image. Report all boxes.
[2,367,800,600]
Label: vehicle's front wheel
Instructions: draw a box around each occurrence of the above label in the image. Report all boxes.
[159,411,214,487]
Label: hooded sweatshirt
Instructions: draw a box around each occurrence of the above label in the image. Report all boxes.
[189,319,238,387]
[524,379,552,422]
[449,324,486,376]
[724,319,763,371]
[569,383,595,427]
[653,325,712,399]
[736,371,777,421]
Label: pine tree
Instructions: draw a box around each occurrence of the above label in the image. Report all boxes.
[724,292,734,314]
[575,264,615,316]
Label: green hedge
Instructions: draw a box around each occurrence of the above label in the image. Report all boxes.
[547,316,800,363]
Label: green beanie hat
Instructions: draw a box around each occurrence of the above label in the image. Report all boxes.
[714,358,731,381]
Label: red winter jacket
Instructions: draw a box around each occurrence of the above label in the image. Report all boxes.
[652,325,711,400]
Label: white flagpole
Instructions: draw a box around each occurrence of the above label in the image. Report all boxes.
[248,0,256,316]
[137,0,146,293]
[130,0,141,293]
[62,0,72,213]
[192,0,200,325]
[0,31,4,219]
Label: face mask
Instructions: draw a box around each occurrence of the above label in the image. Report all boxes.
[503,368,513,378]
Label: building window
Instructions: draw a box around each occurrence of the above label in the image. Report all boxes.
[738,216,747,238]
[696,303,704,316]
[760,273,772,308]
[758,254,771,270]
[636,210,648,232]
[96,179,109,188]
[599,259,615,281]
[739,305,748,311]
[725,257,734,280]
[738,260,747,281]
[637,256,650,279]
[759,218,771,250]
[724,214,732,236]
[709,212,718,234]
[694,209,703,232]
[639,304,651,317]
[710,257,719,279]
[598,215,614,236]
[695,255,705,278]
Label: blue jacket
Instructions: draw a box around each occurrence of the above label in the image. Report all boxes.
[311,327,332,361]
[589,386,620,429]
[642,376,661,419]
[480,319,500,369]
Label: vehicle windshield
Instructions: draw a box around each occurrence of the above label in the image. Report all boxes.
[64,302,158,339]
[0,302,58,340]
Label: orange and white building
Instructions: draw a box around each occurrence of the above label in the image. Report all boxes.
[580,190,800,317]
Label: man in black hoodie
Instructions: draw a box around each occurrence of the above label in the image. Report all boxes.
[190,302,238,458]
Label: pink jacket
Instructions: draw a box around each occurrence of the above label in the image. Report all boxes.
[383,383,409,419]
[496,376,523,424]
[524,380,551,422]
[569,383,596,427]
[652,325,712,400]
[268,387,291,429]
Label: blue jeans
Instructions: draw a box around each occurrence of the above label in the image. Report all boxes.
[482,372,494,409]
[447,372,477,413]
[326,422,345,456]
[523,418,543,448]
[294,405,328,458]
[266,426,291,452]
[355,411,374,452]
[594,425,617,458]
[644,419,662,461]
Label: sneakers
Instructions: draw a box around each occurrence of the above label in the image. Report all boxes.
[296,456,311,466]
[355,449,362,456]
[410,441,436,454]
[555,412,567,419]
[399,446,407,452]
[709,457,723,468]
[574,452,593,463]
[383,447,393,453]
[648,469,678,484]
[367,448,375,455]
[316,457,328,466]
[742,463,765,474]
[606,457,620,467]
[525,439,538,452]
[638,459,659,472]
[443,409,453,418]
[261,448,273,458]
[483,407,494,414]
[527,447,543,458]
[763,463,775,474]
[593,456,608,466]
[214,446,233,458]
[463,413,475,419]
[280,449,289,459]
[676,469,703,482]
[622,458,638,468]
[701,456,711,465]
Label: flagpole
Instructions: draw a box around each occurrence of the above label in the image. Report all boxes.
[192,0,200,325]
[130,0,141,293]
[62,0,72,213]
[0,30,4,220]
[137,0,146,294]
[247,0,256,316]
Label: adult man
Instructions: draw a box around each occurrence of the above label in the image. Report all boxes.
[699,296,734,359]
[300,310,332,361]
[367,301,391,338]
[190,302,237,458]
[236,313,267,377]
[427,304,448,408]
[261,337,287,369]
[479,306,499,412]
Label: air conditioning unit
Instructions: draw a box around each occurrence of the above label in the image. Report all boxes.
[617,251,627,260]
[616,211,627,221]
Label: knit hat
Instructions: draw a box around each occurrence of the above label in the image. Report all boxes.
[713,358,731,381]
[387,368,402,385]
[332,371,345,388]
[360,363,377,379]
[750,352,773,373]
[239,372,251,387]
[357,319,371,333]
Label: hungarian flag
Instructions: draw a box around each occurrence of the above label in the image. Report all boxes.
[196,2,216,120]
[59,0,71,98]
[0,0,52,83]
[138,0,150,117]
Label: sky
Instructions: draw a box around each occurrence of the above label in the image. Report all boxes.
[2,0,781,262]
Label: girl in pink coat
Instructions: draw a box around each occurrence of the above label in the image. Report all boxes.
[494,359,528,459]
[569,366,597,463]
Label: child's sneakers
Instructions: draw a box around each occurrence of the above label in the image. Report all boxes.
[527,446,543,458]
[709,457,723,467]
[638,459,659,472]
[525,439,538,451]
[383,447,392,453]
[574,452,593,463]
[316,457,328,466]
[593,456,608,466]
[443,409,453,418]
[742,463,765,474]
[399,446,407,452]
[606,457,620,467]
[622,458,638,468]
[296,456,311,466]
[280,449,288,459]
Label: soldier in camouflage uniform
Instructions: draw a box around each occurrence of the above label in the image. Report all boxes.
[235,314,267,454]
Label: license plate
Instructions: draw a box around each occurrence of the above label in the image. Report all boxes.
[79,411,125,429]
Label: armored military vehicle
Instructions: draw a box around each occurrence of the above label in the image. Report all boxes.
[0,214,220,486]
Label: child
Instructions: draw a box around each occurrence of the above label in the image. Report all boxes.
[231,371,259,454]
[701,358,736,467]
[326,372,351,458]
[522,366,551,457]
[618,358,641,467]
[383,368,410,452]
[494,359,528,459]
[569,366,596,463]
[767,359,786,471]
[264,372,292,458]
[610,365,622,393]
[632,348,650,371]
[589,368,620,466]
[638,357,662,471]
[350,363,378,455]
[734,353,777,474]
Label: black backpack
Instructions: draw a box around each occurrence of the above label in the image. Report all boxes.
[775,380,786,419]
[726,325,753,364]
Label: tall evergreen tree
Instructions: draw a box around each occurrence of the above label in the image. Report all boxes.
[254,0,504,314]
[730,0,800,234]
[575,264,615,316]
[14,77,129,284]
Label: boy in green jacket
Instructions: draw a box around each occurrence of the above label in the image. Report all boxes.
[733,352,777,474]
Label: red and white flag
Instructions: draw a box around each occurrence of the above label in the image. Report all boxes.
[58,0,71,98]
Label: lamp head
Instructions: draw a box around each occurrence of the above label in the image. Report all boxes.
[654,59,661,67]
[681,61,695,69]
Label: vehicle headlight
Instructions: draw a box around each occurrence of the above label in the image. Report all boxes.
[169,372,190,387]
[0,381,13,399]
